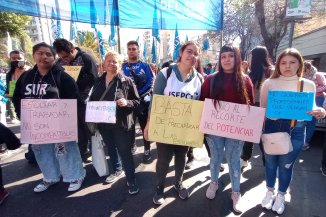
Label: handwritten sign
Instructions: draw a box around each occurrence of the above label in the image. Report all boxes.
[148,95,204,148]
[199,99,266,143]
[63,66,82,81]
[266,91,314,121]
[20,99,78,144]
[8,80,16,97]
[86,101,116,123]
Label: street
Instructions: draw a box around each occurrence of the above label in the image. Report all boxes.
[1,124,326,217]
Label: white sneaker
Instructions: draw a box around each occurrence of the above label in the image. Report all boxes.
[240,159,248,167]
[261,190,275,210]
[272,194,285,215]
[231,192,242,214]
[68,179,83,192]
[34,181,58,193]
[206,182,218,199]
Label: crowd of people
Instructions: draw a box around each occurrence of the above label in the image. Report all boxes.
[0,38,326,215]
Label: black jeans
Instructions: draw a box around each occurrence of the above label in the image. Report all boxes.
[0,166,3,190]
[77,104,91,159]
[322,133,326,167]
[137,111,151,150]
[241,141,265,164]
[186,137,211,160]
[99,126,136,182]
[156,143,189,188]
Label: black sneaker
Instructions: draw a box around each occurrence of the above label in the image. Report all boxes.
[131,145,138,155]
[143,149,151,162]
[174,183,189,200]
[185,158,194,170]
[0,188,9,205]
[127,181,139,195]
[321,166,326,177]
[153,186,165,205]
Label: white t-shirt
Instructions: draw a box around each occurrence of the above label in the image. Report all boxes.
[161,67,202,100]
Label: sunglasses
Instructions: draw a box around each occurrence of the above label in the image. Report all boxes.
[128,48,137,51]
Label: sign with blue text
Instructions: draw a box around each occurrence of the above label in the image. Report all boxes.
[266,91,314,120]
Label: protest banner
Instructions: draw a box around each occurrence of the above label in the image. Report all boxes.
[266,90,314,121]
[148,95,204,148]
[63,66,82,81]
[20,99,78,144]
[86,101,116,123]
[199,99,265,143]
[8,80,16,97]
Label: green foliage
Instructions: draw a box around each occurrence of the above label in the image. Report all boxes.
[0,12,30,38]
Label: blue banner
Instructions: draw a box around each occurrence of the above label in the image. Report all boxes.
[0,0,223,30]
[266,91,315,121]
[119,0,223,30]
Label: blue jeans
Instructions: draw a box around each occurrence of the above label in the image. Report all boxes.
[305,96,325,143]
[32,141,86,183]
[205,135,244,192]
[263,119,305,193]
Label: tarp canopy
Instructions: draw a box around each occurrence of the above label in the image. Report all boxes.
[0,0,223,30]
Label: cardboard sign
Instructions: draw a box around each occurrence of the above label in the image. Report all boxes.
[9,80,16,97]
[63,66,82,81]
[199,99,266,143]
[20,99,78,144]
[86,101,116,123]
[148,95,204,148]
[266,91,314,121]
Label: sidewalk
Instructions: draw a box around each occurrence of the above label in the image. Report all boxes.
[1,127,325,217]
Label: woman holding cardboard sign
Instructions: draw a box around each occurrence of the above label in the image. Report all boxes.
[260,48,326,215]
[88,51,140,195]
[200,44,254,214]
[144,41,203,205]
[13,42,85,193]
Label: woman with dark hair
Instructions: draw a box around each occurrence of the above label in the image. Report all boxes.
[260,48,325,214]
[13,42,85,193]
[241,46,274,167]
[200,44,254,214]
[144,41,203,205]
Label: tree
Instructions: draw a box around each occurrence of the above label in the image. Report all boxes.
[205,0,262,60]
[76,30,109,63]
[254,0,288,59]
[0,12,30,38]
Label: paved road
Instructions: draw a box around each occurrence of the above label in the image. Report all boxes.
[1,124,326,217]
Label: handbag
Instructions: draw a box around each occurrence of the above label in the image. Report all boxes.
[91,130,110,177]
[261,78,304,155]
[87,80,115,135]
[261,132,293,155]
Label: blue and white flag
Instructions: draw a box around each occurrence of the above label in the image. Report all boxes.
[173,25,180,61]
[151,0,160,43]
[202,37,210,51]
[151,39,157,63]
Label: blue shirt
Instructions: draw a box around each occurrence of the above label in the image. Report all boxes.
[122,61,154,96]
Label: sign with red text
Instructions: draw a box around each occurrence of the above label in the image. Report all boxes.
[199,99,265,143]
[148,95,204,148]
[20,99,78,144]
